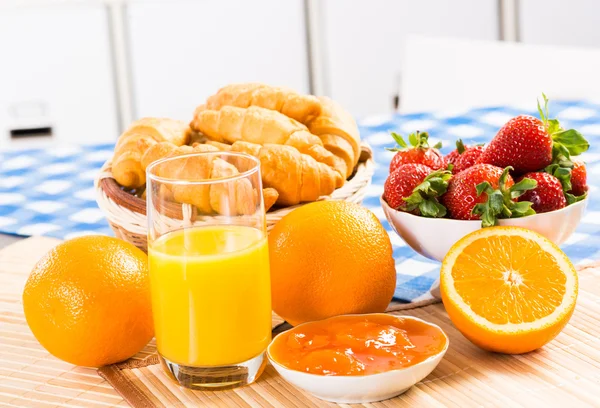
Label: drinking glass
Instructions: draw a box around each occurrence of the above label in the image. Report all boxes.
[146,151,271,390]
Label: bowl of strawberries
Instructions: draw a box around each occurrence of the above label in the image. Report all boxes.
[381,96,590,262]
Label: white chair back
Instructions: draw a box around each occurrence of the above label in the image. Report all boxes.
[401,35,600,112]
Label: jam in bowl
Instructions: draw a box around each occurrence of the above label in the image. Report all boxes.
[267,314,449,403]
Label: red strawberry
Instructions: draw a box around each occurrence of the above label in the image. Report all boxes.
[477,95,589,175]
[517,172,566,213]
[453,145,484,174]
[388,131,445,173]
[442,164,511,220]
[442,164,536,226]
[477,115,551,174]
[383,164,451,217]
[445,143,463,166]
[545,161,588,205]
[384,164,432,210]
[445,139,468,167]
[569,160,588,197]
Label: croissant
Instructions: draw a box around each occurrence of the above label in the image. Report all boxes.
[140,141,279,213]
[307,97,361,178]
[194,139,341,205]
[202,83,322,123]
[228,141,341,206]
[195,85,360,179]
[191,105,344,184]
[112,118,192,188]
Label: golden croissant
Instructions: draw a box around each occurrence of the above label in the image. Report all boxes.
[204,140,341,206]
[139,141,279,213]
[112,118,191,188]
[191,105,344,183]
[307,96,361,178]
[109,84,360,213]
[197,84,360,178]
[202,83,322,123]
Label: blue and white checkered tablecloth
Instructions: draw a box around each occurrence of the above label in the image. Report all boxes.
[1,101,599,304]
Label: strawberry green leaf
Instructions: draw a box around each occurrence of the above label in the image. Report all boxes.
[537,93,550,126]
[547,118,562,136]
[552,152,574,169]
[553,129,590,157]
[434,202,448,217]
[476,181,492,197]
[472,190,505,227]
[472,187,505,227]
[566,191,587,205]
[498,166,511,192]
[390,132,408,148]
[472,167,537,227]
[510,178,538,199]
[411,131,431,149]
[511,201,536,216]
[390,130,435,151]
[536,94,589,159]
[552,143,572,162]
[488,191,506,214]
[408,132,419,147]
[432,141,443,149]
[537,97,544,123]
[402,168,452,218]
[419,200,447,218]
[456,139,466,154]
[545,164,573,192]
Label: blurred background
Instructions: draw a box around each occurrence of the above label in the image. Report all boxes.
[3,0,600,148]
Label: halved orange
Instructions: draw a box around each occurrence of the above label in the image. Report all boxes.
[440,226,578,354]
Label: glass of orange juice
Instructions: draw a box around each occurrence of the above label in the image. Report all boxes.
[146,151,271,390]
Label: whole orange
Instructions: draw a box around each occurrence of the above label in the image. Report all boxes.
[269,201,396,326]
[22,236,154,367]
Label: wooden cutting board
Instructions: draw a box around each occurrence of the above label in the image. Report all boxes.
[1,236,600,407]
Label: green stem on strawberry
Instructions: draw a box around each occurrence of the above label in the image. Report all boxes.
[386,131,441,152]
[389,132,408,149]
[545,164,572,191]
[537,93,590,163]
[545,163,588,205]
[456,139,466,154]
[566,191,588,205]
[403,168,452,218]
[472,167,538,228]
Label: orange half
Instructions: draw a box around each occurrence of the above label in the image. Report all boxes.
[440,226,578,354]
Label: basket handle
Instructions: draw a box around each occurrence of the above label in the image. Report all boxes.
[359,142,373,163]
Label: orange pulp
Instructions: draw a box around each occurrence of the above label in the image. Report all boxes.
[269,314,447,376]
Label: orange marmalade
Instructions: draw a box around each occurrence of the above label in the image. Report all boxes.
[269,314,447,376]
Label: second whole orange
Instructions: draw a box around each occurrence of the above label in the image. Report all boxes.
[269,201,396,326]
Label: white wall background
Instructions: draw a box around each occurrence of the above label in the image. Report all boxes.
[318,0,498,117]
[127,0,310,120]
[520,0,600,47]
[0,2,117,148]
[2,0,600,147]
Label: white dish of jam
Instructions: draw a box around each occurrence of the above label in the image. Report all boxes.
[267,314,449,403]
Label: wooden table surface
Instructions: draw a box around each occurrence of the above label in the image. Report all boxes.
[0,234,22,250]
[3,235,600,408]
[0,236,143,407]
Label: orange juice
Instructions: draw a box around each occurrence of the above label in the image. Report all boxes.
[148,225,271,366]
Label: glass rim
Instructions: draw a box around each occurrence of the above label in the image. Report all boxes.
[145,151,261,185]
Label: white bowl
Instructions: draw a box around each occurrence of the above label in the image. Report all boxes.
[267,314,448,404]
[381,196,588,262]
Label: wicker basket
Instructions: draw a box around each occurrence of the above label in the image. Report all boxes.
[95,143,375,252]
